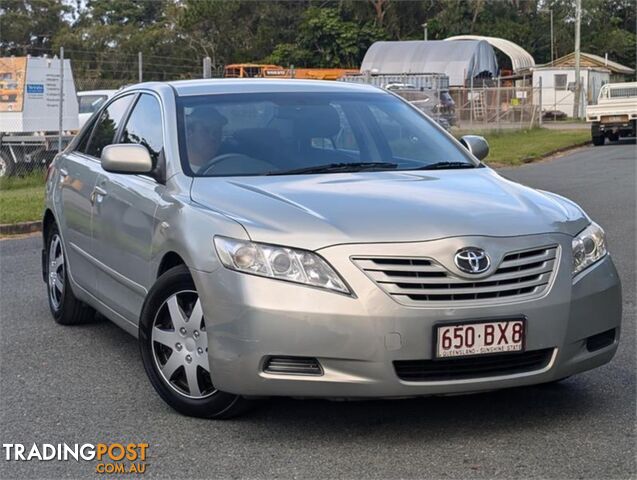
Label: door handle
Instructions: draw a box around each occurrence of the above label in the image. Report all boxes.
[90,186,108,205]
[59,168,69,184]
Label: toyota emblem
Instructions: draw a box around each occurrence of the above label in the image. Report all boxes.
[454,247,490,274]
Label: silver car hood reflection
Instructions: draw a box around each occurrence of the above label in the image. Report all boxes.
[190,168,588,250]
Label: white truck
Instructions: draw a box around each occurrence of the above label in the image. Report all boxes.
[586,81,637,146]
[0,56,79,177]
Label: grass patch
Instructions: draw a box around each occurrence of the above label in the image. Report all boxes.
[0,170,46,191]
[0,171,45,224]
[455,128,590,166]
[0,184,44,224]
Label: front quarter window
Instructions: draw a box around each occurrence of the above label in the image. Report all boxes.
[85,95,134,158]
[120,94,164,168]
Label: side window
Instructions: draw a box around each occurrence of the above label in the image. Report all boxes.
[85,95,134,158]
[331,104,359,153]
[554,74,568,91]
[368,104,425,161]
[120,94,164,167]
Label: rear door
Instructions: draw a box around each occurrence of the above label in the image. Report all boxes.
[56,94,134,295]
[92,93,165,324]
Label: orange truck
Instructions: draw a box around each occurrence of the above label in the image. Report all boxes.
[224,64,358,81]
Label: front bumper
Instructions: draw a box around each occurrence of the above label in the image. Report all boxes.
[191,234,622,398]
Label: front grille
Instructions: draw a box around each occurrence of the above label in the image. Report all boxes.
[394,348,554,381]
[263,356,323,376]
[354,245,558,305]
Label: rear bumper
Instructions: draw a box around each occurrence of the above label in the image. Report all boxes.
[592,119,637,135]
[191,237,622,398]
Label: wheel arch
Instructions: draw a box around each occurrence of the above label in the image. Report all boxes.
[42,208,56,242]
[157,251,187,278]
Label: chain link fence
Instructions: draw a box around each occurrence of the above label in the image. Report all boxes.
[1,48,591,179]
[0,50,219,178]
[450,85,541,131]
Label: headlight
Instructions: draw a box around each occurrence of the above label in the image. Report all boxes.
[572,222,607,275]
[214,236,350,294]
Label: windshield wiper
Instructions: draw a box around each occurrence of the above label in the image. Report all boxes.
[414,161,477,170]
[268,162,399,175]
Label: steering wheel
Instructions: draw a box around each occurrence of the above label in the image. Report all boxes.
[198,153,262,176]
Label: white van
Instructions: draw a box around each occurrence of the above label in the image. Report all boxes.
[77,89,117,128]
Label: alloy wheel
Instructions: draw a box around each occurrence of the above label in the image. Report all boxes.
[151,290,216,399]
[48,234,65,310]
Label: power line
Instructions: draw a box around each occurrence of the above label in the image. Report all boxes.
[14,44,205,64]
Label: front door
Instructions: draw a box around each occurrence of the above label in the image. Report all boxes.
[92,93,165,325]
[56,93,135,296]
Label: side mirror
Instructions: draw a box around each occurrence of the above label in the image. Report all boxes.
[101,144,153,174]
[459,135,489,161]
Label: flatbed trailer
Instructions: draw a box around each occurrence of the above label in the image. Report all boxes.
[0,56,78,177]
[0,132,75,177]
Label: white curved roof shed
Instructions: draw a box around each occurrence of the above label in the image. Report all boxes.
[360,40,498,86]
[445,35,535,73]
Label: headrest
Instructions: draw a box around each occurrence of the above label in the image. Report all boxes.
[185,105,228,128]
[277,104,341,138]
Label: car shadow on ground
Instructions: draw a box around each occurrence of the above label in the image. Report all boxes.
[607,137,636,145]
[243,380,606,437]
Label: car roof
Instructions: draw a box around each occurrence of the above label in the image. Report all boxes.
[164,79,383,96]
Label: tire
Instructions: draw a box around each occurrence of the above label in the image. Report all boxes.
[592,134,605,146]
[45,223,96,325]
[0,151,16,178]
[608,132,619,142]
[139,265,254,419]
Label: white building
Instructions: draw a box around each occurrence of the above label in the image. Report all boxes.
[533,66,609,118]
[532,52,635,118]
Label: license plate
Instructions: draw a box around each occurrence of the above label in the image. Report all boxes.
[602,115,627,123]
[436,320,524,358]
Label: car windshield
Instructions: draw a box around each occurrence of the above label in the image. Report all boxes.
[78,95,108,114]
[176,91,476,177]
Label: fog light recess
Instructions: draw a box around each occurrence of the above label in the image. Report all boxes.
[263,356,323,376]
[586,329,616,352]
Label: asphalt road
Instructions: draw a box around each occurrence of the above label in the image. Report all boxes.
[1,142,635,479]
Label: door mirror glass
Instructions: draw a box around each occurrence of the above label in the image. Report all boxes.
[101,144,153,174]
[459,135,489,161]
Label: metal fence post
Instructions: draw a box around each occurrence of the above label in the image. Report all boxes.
[203,57,212,79]
[496,77,501,133]
[483,85,487,129]
[538,76,543,128]
[469,76,474,128]
[138,52,143,83]
[58,46,64,153]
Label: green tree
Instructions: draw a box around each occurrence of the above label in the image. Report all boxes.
[0,0,72,55]
[267,6,386,67]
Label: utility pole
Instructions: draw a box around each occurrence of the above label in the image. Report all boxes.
[550,9,554,64]
[573,0,582,118]
[203,57,212,79]
[58,46,64,153]
[422,23,428,41]
[138,52,143,83]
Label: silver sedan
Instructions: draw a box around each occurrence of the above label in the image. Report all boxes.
[43,80,622,418]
